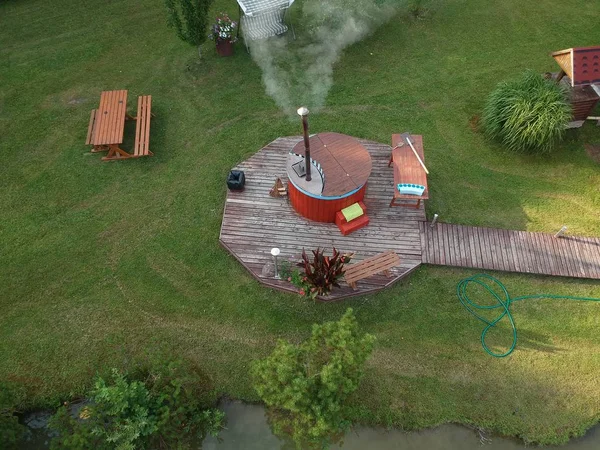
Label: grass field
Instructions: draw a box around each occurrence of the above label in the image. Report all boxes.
[1,0,600,445]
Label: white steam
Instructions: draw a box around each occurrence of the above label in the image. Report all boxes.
[248,0,401,116]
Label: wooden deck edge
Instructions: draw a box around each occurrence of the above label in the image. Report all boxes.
[416,261,600,280]
[220,238,423,301]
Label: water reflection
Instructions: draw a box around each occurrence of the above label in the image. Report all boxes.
[203,401,599,450]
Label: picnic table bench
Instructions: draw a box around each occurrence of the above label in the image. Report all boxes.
[132,95,153,158]
[344,251,401,290]
[86,90,153,161]
[388,134,428,208]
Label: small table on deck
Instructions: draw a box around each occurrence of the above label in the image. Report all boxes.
[92,90,133,160]
[389,134,429,208]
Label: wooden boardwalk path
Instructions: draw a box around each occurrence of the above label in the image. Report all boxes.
[420,222,600,279]
[220,137,425,301]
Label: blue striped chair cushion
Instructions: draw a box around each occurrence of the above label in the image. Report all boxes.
[397,183,425,196]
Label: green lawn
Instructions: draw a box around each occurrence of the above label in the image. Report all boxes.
[1,0,600,445]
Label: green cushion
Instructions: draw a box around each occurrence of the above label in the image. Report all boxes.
[341,203,364,221]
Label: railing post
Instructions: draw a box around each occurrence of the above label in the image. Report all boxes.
[430,214,439,228]
[554,226,567,239]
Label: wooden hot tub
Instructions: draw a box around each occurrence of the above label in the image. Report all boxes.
[286,133,372,223]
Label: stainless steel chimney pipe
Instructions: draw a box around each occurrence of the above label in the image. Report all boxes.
[297,107,311,182]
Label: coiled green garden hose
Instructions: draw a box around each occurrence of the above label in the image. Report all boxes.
[456,273,600,357]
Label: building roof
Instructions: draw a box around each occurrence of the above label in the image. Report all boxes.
[551,47,600,87]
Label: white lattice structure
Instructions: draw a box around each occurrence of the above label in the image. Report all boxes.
[237,0,295,42]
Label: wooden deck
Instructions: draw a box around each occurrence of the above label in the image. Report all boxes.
[220,136,600,302]
[219,137,425,301]
[420,222,600,279]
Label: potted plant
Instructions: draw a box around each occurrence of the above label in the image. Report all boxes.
[209,13,238,57]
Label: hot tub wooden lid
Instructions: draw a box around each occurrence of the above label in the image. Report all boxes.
[291,133,372,197]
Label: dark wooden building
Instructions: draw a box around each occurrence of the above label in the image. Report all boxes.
[550,47,600,124]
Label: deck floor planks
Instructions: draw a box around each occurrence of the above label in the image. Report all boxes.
[519,230,536,274]
[220,137,426,301]
[457,225,468,267]
[480,227,493,270]
[580,237,600,278]
[420,224,600,280]
[504,228,521,273]
[465,226,474,264]
[435,222,445,265]
[589,237,600,277]
[532,232,548,275]
[565,236,586,277]
[556,235,576,277]
[222,136,600,301]
[471,226,483,269]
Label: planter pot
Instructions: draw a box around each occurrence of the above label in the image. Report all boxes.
[216,39,234,57]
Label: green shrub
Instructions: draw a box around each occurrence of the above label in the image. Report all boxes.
[0,383,25,449]
[251,309,375,449]
[165,0,214,58]
[49,362,224,450]
[482,70,571,153]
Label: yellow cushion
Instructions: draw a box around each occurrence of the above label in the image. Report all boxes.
[341,203,364,221]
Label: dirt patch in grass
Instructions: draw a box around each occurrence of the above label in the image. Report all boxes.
[584,144,600,164]
[469,115,480,132]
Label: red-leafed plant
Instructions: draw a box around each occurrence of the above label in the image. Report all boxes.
[296,248,353,298]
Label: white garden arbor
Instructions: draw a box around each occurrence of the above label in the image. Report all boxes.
[236,0,295,45]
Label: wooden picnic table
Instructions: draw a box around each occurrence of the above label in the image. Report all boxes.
[388,134,429,208]
[91,90,134,159]
[86,90,154,161]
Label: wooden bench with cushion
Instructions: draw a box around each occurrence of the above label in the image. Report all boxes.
[343,251,401,290]
[389,134,428,208]
[132,95,153,158]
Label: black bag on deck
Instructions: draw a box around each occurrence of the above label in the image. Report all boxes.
[227,170,245,191]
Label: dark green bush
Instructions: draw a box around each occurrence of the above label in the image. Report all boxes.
[49,362,224,449]
[482,70,571,153]
[0,383,25,449]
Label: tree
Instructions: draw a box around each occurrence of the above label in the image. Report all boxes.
[165,0,214,58]
[251,309,375,448]
[49,363,225,449]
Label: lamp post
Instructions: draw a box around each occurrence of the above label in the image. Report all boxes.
[271,247,281,279]
[297,106,311,182]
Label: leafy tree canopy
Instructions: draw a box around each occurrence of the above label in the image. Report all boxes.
[252,309,375,448]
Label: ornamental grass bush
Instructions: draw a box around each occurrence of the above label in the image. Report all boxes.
[482,70,571,154]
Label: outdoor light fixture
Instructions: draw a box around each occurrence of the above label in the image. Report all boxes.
[297,106,312,181]
[430,213,439,228]
[271,247,281,279]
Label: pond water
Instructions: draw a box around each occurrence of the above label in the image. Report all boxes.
[19,400,600,449]
[203,401,600,450]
